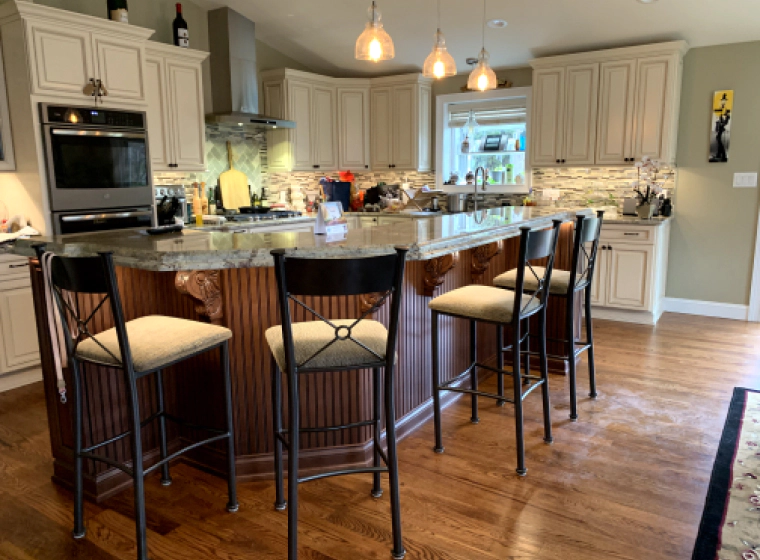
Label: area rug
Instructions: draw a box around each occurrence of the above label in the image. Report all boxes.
[693,387,760,560]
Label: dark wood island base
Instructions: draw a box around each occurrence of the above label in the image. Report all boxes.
[26,217,579,502]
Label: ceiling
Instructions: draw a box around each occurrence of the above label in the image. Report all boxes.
[197,0,760,76]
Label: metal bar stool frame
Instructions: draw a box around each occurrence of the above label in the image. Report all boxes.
[33,246,238,560]
[270,247,408,560]
[431,221,562,476]
[498,211,604,421]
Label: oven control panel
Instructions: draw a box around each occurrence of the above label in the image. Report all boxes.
[45,106,145,128]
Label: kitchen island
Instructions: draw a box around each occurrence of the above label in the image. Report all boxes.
[15,207,590,501]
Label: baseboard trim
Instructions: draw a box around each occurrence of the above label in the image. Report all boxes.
[662,298,749,321]
[588,307,657,325]
[0,367,42,393]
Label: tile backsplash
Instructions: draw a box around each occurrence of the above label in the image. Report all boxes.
[154,128,676,210]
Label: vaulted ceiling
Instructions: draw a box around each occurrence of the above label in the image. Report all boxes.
[198,0,760,76]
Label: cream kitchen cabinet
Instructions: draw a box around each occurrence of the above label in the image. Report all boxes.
[590,220,671,325]
[370,75,432,172]
[145,43,208,172]
[337,86,371,170]
[260,70,339,172]
[20,4,154,103]
[0,256,40,375]
[531,64,598,167]
[530,41,688,167]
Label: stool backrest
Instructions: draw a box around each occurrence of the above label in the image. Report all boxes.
[32,245,133,370]
[568,210,604,293]
[271,247,408,373]
[512,220,563,319]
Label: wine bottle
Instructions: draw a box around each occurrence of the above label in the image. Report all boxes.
[173,3,189,48]
[107,0,129,23]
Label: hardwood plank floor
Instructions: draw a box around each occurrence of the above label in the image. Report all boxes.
[1,313,757,559]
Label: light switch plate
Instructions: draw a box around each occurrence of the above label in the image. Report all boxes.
[734,173,758,188]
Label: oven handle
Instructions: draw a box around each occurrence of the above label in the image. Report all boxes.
[51,129,146,139]
[61,210,153,223]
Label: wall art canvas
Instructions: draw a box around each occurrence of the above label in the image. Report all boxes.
[709,90,733,163]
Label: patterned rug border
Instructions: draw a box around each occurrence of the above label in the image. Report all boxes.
[692,387,759,560]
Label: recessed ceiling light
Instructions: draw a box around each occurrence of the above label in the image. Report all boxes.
[637,0,658,3]
[487,19,508,29]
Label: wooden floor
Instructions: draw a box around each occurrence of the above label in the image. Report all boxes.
[1,312,758,559]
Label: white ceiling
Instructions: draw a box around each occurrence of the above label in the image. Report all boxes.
[197,0,760,76]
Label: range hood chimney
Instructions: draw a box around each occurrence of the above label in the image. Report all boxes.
[206,7,295,130]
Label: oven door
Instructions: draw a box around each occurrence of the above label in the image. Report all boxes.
[44,126,153,211]
[53,208,154,235]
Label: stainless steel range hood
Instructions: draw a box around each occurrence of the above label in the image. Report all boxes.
[205,7,295,130]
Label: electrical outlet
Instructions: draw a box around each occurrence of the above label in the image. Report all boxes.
[734,173,758,188]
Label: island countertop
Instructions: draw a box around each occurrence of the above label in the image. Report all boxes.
[12,207,595,271]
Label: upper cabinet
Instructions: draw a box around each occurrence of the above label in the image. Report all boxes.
[370,75,432,172]
[261,70,431,173]
[145,43,208,172]
[260,70,339,172]
[530,41,688,167]
[16,4,154,104]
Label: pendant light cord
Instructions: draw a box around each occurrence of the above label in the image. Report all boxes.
[481,0,486,48]
[437,0,441,30]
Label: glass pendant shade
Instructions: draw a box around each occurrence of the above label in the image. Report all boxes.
[355,2,395,62]
[467,48,497,91]
[423,29,457,79]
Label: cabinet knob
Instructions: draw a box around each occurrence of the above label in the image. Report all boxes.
[556,159,560,164]
[313,164,320,169]
[365,165,369,169]
[561,159,566,163]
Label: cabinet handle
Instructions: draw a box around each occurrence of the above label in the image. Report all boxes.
[623,232,639,236]
[8,263,28,269]
[313,165,320,169]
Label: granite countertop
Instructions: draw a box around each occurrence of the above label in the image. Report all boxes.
[13,207,601,271]
[602,215,672,226]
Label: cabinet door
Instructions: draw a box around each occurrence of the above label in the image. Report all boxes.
[589,249,608,306]
[417,85,432,172]
[392,85,416,170]
[312,85,338,170]
[288,81,314,171]
[262,81,291,171]
[605,243,654,310]
[370,87,393,170]
[28,22,95,97]
[531,67,566,166]
[145,57,173,170]
[0,279,40,373]
[338,87,370,170]
[596,59,637,165]
[632,56,672,161]
[93,34,146,102]
[166,59,206,170]
[563,63,599,166]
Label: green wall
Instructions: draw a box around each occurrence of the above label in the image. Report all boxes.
[667,42,760,305]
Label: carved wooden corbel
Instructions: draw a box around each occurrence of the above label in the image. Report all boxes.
[175,270,223,325]
[423,254,457,297]
[471,242,502,283]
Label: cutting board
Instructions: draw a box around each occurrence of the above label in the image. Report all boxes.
[219,141,250,211]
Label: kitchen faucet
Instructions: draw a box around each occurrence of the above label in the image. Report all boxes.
[473,166,488,222]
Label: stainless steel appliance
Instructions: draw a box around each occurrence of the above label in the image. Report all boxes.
[41,103,154,234]
[154,185,188,225]
[447,193,467,212]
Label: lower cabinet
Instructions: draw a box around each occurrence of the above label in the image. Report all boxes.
[0,259,40,374]
[590,221,670,324]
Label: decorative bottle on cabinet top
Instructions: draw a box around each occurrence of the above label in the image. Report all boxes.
[173,3,189,48]
[107,0,129,23]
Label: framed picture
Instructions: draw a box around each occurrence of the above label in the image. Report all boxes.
[709,90,733,163]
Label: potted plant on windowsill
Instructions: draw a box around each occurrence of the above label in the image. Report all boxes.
[632,156,665,219]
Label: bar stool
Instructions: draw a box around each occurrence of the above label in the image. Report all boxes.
[428,221,562,476]
[266,247,408,560]
[493,211,604,421]
[35,248,238,560]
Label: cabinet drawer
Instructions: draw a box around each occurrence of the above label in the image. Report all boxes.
[601,228,652,243]
[0,256,31,279]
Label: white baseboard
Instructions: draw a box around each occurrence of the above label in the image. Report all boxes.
[662,297,749,321]
[0,367,42,393]
[589,306,658,325]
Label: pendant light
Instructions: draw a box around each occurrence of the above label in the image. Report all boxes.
[423,0,457,79]
[355,1,395,62]
[467,0,497,91]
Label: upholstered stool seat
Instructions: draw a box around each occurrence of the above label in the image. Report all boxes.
[428,285,541,324]
[493,266,572,295]
[76,315,232,373]
[266,319,388,371]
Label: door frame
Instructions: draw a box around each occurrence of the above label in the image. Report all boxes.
[748,208,760,321]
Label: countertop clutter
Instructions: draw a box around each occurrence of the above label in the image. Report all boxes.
[15,207,596,270]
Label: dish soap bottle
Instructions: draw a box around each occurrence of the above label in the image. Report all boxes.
[192,183,203,225]
[200,182,209,215]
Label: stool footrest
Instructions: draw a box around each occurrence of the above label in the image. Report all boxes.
[299,420,375,434]
[82,409,163,453]
[298,466,389,484]
[144,433,231,476]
